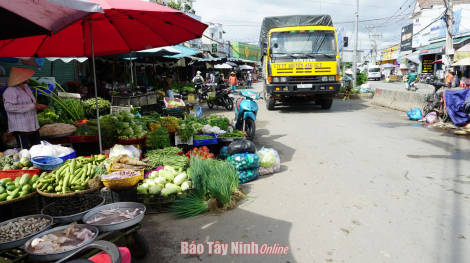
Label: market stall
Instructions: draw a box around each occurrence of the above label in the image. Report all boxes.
[0,108,282,261]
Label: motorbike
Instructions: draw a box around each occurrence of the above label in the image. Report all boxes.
[233,90,259,141]
[419,73,433,84]
[194,81,206,102]
[406,81,418,92]
[205,84,234,111]
[422,81,450,122]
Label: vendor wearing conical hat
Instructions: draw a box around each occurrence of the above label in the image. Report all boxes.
[3,67,47,149]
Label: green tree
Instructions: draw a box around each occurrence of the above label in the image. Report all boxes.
[167,1,182,10]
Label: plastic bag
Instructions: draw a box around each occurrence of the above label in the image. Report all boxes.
[424,112,438,124]
[238,168,259,184]
[359,83,371,93]
[406,108,422,121]
[227,140,256,155]
[29,141,58,158]
[227,153,260,170]
[219,146,229,159]
[256,147,281,175]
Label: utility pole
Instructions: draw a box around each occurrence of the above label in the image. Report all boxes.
[445,0,453,75]
[352,0,359,89]
[365,26,382,65]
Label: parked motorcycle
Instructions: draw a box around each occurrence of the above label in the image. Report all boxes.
[194,81,206,102]
[406,81,418,92]
[422,81,450,122]
[419,73,433,84]
[234,90,259,141]
[205,85,234,111]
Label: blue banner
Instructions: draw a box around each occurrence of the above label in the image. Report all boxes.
[337,27,345,53]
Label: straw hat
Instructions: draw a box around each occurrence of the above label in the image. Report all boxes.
[196,71,201,74]
[230,71,235,75]
[345,69,354,75]
[8,67,35,87]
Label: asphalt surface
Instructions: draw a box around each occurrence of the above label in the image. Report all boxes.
[132,81,470,263]
[368,79,435,94]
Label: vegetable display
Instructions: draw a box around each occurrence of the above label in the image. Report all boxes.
[82,97,111,117]
[146,128,171,149]
[176,121,196,143]
[169,157,245,218]
[208,115,230,130]
[160,116,179,132]
[167,100,185,106]
[137,165,191,197]
[114,111,147,140]
[194,135,215,140]
[217,130,246,138]
[37,159,98,194]
[0,173,38,201]
[37,109,60,127]
[184,147,214,159]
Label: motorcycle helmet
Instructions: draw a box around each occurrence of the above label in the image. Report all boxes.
[410,66,416,72]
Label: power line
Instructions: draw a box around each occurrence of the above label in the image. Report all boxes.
[377,0,412,27]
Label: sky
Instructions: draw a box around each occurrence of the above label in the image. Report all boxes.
[192,0,416,55]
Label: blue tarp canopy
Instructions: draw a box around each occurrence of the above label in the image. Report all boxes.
[444,89,470,126]
[164,45,198,58]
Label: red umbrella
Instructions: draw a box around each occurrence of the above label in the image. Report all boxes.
[0,0,207,153]
[0,0,208,57]
[1,0,103,40]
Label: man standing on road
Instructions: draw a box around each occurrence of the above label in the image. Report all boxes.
[343,69,353,100]
[228,72,238,93]
[406,66,418,91]
[445,69,455,89]
[246,71,252,88]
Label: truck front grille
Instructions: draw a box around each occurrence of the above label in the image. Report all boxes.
[288,76,321,83]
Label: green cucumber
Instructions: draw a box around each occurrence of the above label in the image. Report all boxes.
[14,177,21,187]
[6,185,19,191]
[0,193,7,201]
[22,184,31,192]
[0,185,5,194]
[19,173,30,186]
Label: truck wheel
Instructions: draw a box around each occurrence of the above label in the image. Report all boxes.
[266,98,275,110]
[321,99,333,109]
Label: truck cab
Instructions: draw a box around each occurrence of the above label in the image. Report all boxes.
[260,15,346,110]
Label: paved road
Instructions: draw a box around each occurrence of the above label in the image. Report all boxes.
[133,82,470,263]
[368,79,435,94]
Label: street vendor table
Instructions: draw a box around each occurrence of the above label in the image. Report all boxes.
[111,93,159,107]
[389,75,399,82]
[0,223,147,262]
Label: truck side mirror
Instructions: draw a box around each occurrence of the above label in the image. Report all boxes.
[343,37,349,48]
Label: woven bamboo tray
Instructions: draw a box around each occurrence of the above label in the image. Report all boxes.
[37,186,100,198]
[0,191,38,206]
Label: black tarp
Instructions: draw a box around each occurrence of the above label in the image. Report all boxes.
[259,15,333,44]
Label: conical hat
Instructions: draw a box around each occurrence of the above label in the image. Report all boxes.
[8,67,35,87]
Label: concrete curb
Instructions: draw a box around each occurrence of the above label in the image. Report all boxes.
[372,88,431,112]
[338,93,374,100]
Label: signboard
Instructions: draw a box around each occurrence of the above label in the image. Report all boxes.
[438,9,462,38]
[422,58,434,73]
[231,42,261,61]
[342,50,364,63]
[401,24,413,51]
[419,45,445,55]
[380,45,401,61]
[337,27,345,53]
[212,44,217,53]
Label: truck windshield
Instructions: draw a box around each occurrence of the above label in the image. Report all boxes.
[270,31,336,58]
[369,68,381,72]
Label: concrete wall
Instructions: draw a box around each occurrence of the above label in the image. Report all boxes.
[372,88,431,112]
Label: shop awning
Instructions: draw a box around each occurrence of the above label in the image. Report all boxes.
[433,59,442,64]
[164,45,198,58]
[406,52,421,64]
[453,36,470,45]
[417,41,445,54]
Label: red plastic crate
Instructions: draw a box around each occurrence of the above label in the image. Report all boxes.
[0,169,41,180]
[68,135,98,143]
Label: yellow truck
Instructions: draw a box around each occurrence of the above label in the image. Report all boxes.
[260,15,347,110]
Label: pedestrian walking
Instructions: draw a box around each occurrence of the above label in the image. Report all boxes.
[445,69,455,89]
[246,71,252,88]
[228,72,238,93]
[381,69,385,80]
[3,67,47,149]
[343,69,353,100]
